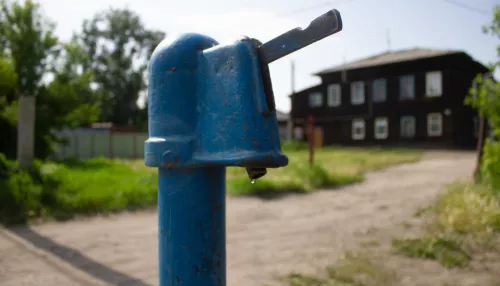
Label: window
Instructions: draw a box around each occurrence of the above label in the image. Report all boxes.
[372,79,387,102]
[309,92,322,107]
[327,84,341,107]
[350,81,365,105]
[426,71,442,97]
[399,75,415,99]
[374,117,389,139]
[400,116,416,138]
[352,118,365,140]
[294,127,304,140]
[427,113,443,137]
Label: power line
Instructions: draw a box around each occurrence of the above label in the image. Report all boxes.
[443,0,491,16]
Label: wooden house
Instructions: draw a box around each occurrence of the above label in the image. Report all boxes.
[290,48,489,149]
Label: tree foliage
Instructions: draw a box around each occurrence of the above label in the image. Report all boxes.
[78,7,165,126]
[0,0,58,97]
[467,4,500,189]
[0,0,102,159]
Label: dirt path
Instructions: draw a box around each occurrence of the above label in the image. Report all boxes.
[0,151,476,286]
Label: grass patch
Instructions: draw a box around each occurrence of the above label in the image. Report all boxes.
[0,146,421,223]
[225,146,420,196]
[393,182,500,268]
[0,156,156,224]
[288,251,396,286]
[433,183,500,236]
[392,235,471,268]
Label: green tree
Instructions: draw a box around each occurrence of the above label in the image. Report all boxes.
[0,0,58,98]
[0,0,101,159]
[467,5,500,189]
[0,55,18,158]
[79,7,165,127]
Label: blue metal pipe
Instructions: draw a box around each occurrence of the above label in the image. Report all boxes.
[158,167,226,286]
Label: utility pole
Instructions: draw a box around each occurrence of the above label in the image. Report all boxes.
[17,95,35,168]
[386,28,391,51]
[286,60,295,141]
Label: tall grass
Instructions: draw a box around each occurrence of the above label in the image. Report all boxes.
[392,182,500,268]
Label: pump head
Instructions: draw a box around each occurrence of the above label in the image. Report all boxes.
[145,9,343,180]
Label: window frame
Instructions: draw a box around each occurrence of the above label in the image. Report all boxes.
[352,118,365,140]
[293,127,304,140]
[374,117,389,139]
[399,75,415,100]
[427,113,443,137]
[327,84,341,107]
[425,71,442,97]
[308,92,323,108]
[400,116,416,139]
[372,78,387,102]
[350,81,365,105]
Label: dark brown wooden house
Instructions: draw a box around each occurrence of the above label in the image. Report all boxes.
[290,48,489,149]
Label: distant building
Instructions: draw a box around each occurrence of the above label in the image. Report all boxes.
[290,48,489,149]
[276,110,289,140]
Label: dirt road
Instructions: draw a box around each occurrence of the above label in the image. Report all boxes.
[0,151,476,286]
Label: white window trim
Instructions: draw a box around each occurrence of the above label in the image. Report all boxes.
[400,116,416,139]
[372,78,387,102]
[374,117,389,139]
[400,75,415,100]
[294,127,304,140]
[350,81,365,105]
[327,84,341,107]
[352,118,365,140]
[425,71,442,97]
[309,92,323,108]
[427,113,443,137]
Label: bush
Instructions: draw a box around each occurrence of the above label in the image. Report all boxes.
[0,153,59,224]
[0,154,157,224]
[480,140,500,191]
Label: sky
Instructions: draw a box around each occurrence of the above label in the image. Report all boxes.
[38,0,500,113]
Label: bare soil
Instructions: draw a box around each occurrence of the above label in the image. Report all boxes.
[0,150,493,286]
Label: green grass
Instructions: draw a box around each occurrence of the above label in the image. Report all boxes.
[433,183,500,236]
[288,251,397,286]
[0,146,421,224]
[0,157,157,224]
[392,236,471,268]
[129,145,422,197]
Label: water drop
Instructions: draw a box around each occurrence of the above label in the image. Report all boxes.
[251,179,255,184]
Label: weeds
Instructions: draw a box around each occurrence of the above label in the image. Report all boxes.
[392,235,471,268]
[288,251,396,286]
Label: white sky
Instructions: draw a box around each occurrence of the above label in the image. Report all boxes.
[39,0,500,112]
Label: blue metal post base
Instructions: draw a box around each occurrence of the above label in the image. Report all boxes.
[158,167,226,286]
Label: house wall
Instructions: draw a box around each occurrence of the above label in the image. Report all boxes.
[291,53,486,148]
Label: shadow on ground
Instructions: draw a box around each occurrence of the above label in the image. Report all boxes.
[6,226,151,286]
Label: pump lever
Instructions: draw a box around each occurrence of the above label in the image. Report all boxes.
[258,9,343,64]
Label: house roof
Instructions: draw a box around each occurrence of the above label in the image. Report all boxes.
[315,48,462,75]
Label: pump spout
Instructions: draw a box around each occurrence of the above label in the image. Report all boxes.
[246,167,267,181]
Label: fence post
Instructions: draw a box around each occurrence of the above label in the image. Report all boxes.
[145,10,342,286]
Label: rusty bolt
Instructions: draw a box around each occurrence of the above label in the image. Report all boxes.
[162,151,179,168]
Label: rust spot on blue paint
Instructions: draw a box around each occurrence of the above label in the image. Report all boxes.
[193,265,201,275]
